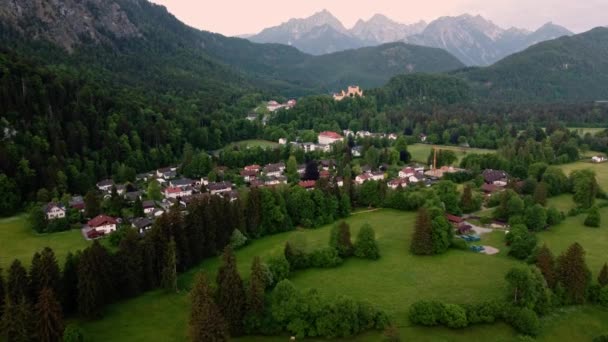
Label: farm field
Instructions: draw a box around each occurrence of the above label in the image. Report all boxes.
[52,207,608,341]
[0,215,89,268]
[408,143,495,165]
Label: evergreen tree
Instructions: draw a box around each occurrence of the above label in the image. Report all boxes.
[116,229,143,297]
[354,223,380,259]
[77,241,112,318]
[29,252,43,303]
[459,184,475,213]
[84,191,100,218]
[333,221,354,257]
[35,288,64,342]
[411,208,434,255]
[132,197,145,218]
[38,248,61,299]
[535,244,556,288]
[61,252,79,315]
[160,238,178,293]
[6,259,28,304]
[216,247,246,336]
[285,155,299,184]
[584,206,601,227]
[189,273,229,342]
[533,182,548,206]
[431,214,452,254]
[245,187,262,238]
[555,243,590,304]
[1,296,34,342]
[303,160,319,181]
[598,263,608,287]
[246,256,266,329]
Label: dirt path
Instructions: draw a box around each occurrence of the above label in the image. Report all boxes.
[464,220,493,235]
[352,208,381,215]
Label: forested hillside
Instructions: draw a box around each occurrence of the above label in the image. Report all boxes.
[457,27,608,102]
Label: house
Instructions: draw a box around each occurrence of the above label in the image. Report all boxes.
[246,113,258,121]
[115,184,128,195]
[297,164,306,176]
[320,170,330,179]
[263,163,285,177]
[298,180,316,190]
[124,191,143,202]
[424,166,464,178]
[164,186,193,199]
[207,182,232,195]
[240,170,258,182]
[44,203,66,220]
[317,144,331,153]
[399,167,415,179]
[142,200,156,214]
[343,129,354,137]
[387,133,398,140]
[482,169,508,186]
[335,177,344,187]
[592,156,607,163]
[319,160,334,170]
[96,179,114,192]
[318,131,343,145]
[131,217,153,233]
[265,176,287,186]
[355,173,371,185]
[69,196,85,212]
[170,178,195,189]
[351,146,363,157]
[370,171,385,181]
[356,130,372,138]
[136,172,154,182]
[87,215,118,234]
[419,133,428,142]
[250,179,264,188]
[244,164,261,172]
[279,138,287,145]
[333,85,363,101]
[387,179,408,190]
[446,214,464,226]
[301,142,316,153]
[156,167,177,179]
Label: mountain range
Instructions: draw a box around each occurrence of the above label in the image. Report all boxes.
[247,10,573,66]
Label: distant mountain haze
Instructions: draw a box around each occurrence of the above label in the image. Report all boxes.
[247,10,573,65]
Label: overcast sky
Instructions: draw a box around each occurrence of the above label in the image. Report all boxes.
[150,0,607,36]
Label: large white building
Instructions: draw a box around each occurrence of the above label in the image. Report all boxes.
[318,131,343,145]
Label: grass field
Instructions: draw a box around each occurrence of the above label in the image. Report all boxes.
[559,161,608,191]
[0,215,89,268]
[568,127,606,136]
[408,144,495,164]
[223,139,279,150]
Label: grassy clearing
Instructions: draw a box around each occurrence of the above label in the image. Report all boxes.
[223,139,279,150]
[546,194,577,213]
[559,161,608,191]
[567,127,606,136]
[408,143,495,164]
[0,215,89,268]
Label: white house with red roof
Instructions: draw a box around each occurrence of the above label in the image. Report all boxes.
[164,186,193,199]
[355,173,371,185]
[87,215,117,234]
[388,178,408,190]
[318,131,343,145]
[399,167,416,179]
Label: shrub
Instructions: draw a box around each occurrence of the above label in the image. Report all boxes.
[440,304,468,328]
[229,229,248,249]
[584,206,601,227]
[266,255,290,287]
[63,324,85,342]
[284,242,309,270]
[354,224,380,260]
[546,207,564,225]
[505,307,540,336]
[409,301,444,326]
[309,247,342,268]
[451,238,468,250]
[464,301,503,324]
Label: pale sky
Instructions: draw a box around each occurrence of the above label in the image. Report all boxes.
[150,0,607,36]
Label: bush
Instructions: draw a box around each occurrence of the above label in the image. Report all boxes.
[464,301,504,324]
[409,301,444,326]
[546,207,564,225]
[266,255,290,287]
[440,304,468,328]
[585,207,601,227]
[505,307,540,336]
[309,247,342,268]
[451,238,468,250]
[354,224,380,260]
[63,324,85,342]
[46,217,71,233]
[229,229,248,250]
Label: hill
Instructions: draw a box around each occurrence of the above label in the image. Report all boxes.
[457,27,608,102]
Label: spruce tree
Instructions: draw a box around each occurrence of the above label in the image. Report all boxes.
[77,241,112,318]
[246,256,266,326]
[555,242,590,304]
[1,296,34,342]
[411,208,434,255]
[29,252,42,303]
[84,190,100,218]
[584,206,601,227]
[39,248,61,298]
[598,263,608,287]
[160,238,178,293]
[354,223,380,260]
[535,244,556,288]
[189,273,229,342]
[35,288,64,342]
[245,187,262,238]
[61,252,79,315]
[7,259,28,304]
[336,221,354,257]
[215,247,246,336]
[116,229,143,297]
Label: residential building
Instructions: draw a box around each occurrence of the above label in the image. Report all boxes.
[207,182,232,195]
[388,178,408,190]
[131,217,153,234]
[142,200,156,214]
[96,179,114,192]
[164,186,193,199]
[87,215,118,234]
[44,203,66,220]
[592,156,607,163]
[69,196,85,212]
[333,85,363,101]
[351,146,363,157]
[170,178,195,188]
[240,170,258,182]
[370,171,385,181]
[156,167,177,179]
[298,180,316,190]
[399,167,416,179]
[318,131,343,145]
[482,169,509,186]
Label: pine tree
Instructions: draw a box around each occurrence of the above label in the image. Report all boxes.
[555,242,590,304]
[35,288,64,342]
[246,257,266,325]
[6,259,28,304]
[245,187,262,238]
[411,208,434,255]
[189,273,229,342]
[77,241,112,318]
[160,238,177,293]
[216,247,246,336]
[535,244,556,288]
[61,252,79,315]
[598,263,608,287]
[1,296,34,342]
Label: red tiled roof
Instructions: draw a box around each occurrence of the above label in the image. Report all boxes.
[446,214,464,223]
[319,131,343,139]
[298,180,316,188]
[481,183,501,193]
[165,187,182,194]
[87,215,117,228]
